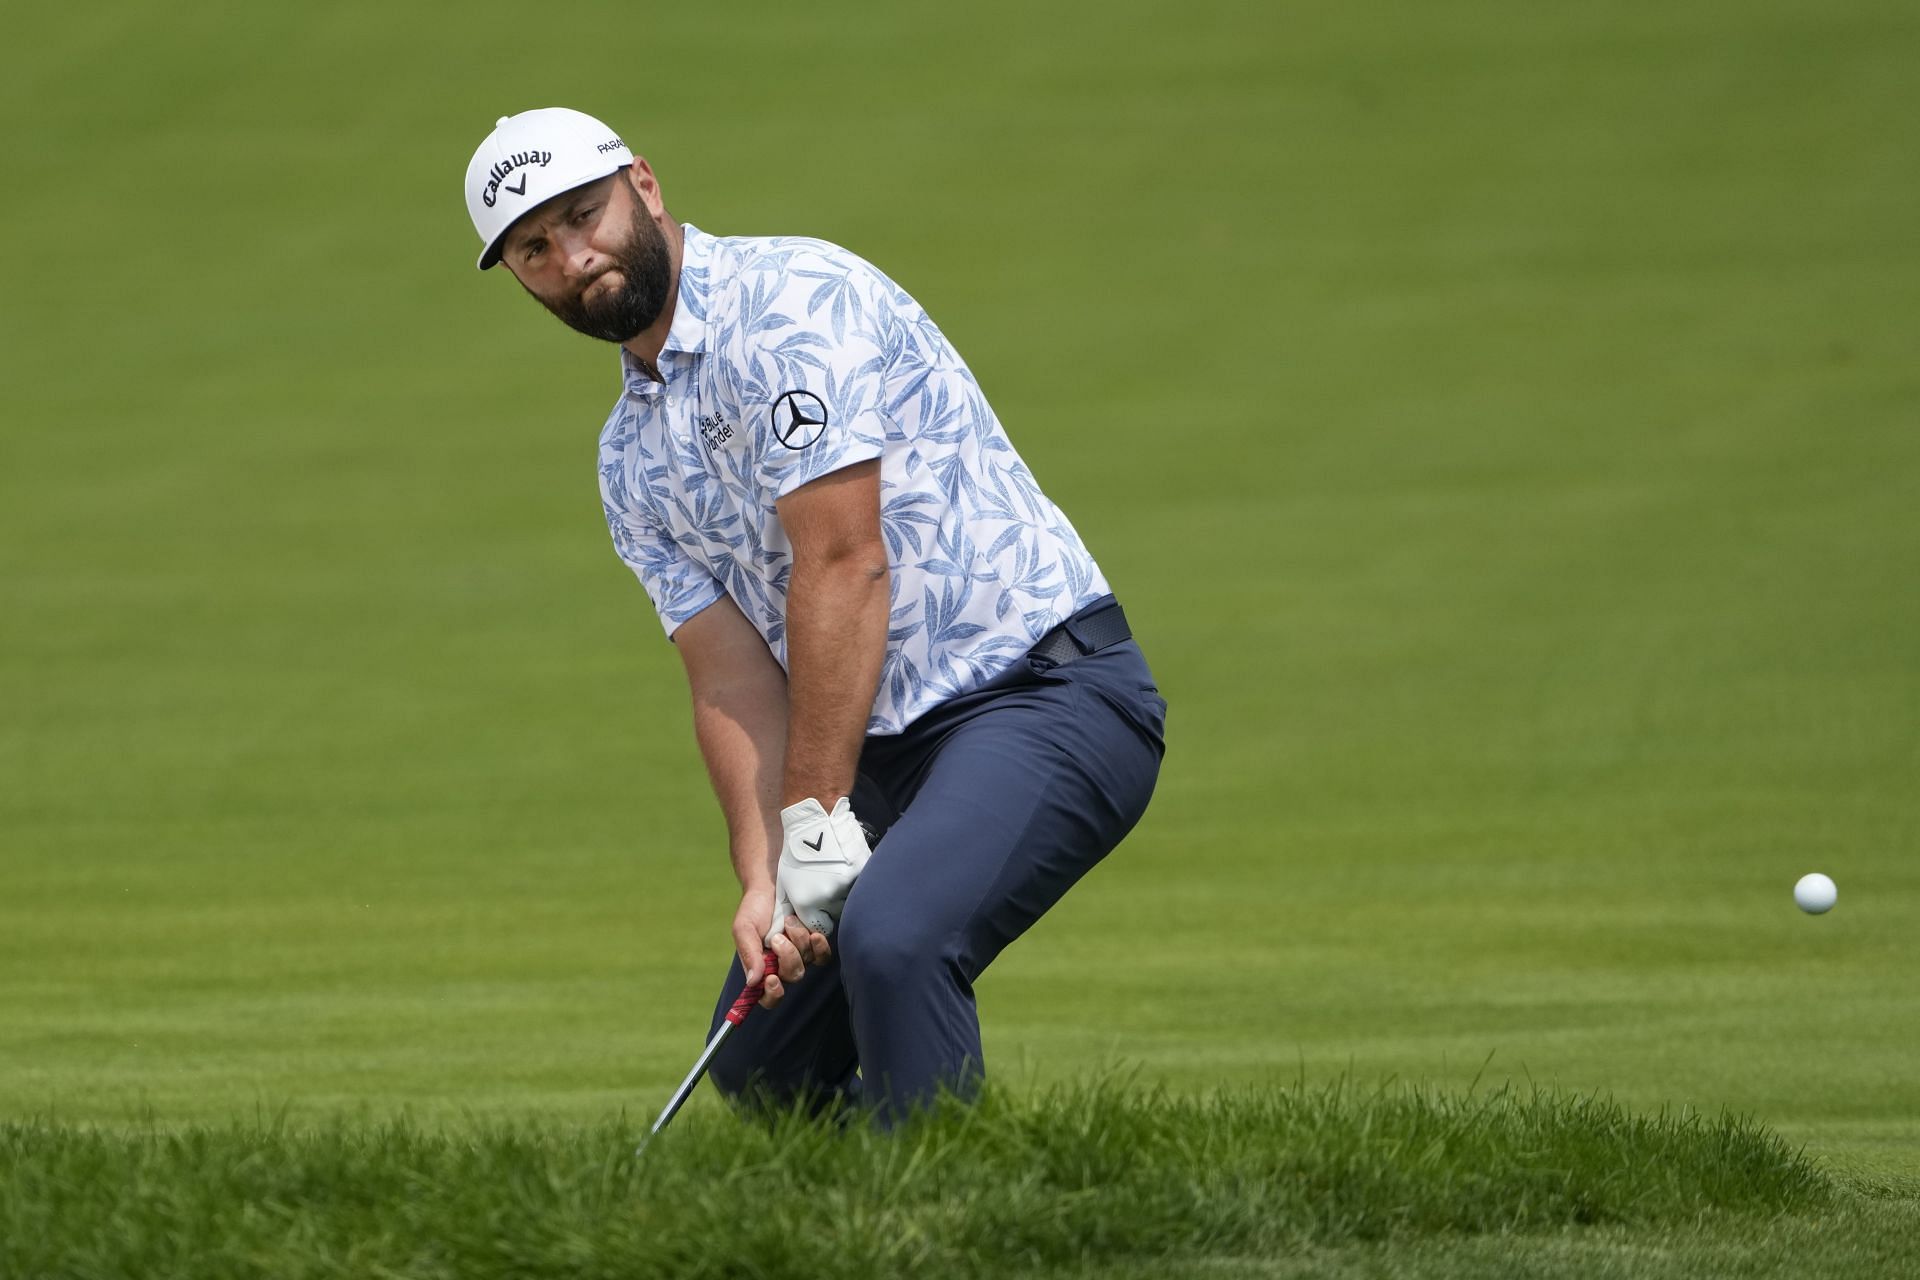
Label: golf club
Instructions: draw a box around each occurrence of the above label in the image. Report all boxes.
[637,950,776,1155]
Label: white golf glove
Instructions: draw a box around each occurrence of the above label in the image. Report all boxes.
[767,796,874,942]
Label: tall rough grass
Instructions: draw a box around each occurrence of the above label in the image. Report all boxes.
[0,1080,1831,1279]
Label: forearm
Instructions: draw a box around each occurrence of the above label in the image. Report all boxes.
[782,554,889,806]
[673,593,799,890]
[688,652,790,892]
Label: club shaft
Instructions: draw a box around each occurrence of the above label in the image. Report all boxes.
[637,951,776,1155]
[648,1018,734,1137]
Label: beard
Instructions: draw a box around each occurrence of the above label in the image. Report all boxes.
[538,206,674,343]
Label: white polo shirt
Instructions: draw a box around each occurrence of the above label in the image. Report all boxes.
[597,224,1110,735]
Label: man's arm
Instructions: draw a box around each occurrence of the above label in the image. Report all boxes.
[775,459,890,808]
[673,595,819,1007]
[675,595,788,891]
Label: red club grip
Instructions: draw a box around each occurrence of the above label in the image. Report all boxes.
[725,951,777,1026]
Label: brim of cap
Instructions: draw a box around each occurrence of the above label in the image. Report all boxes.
[474,158,629,271]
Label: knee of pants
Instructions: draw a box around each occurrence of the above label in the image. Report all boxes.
[705,1041,757,1101]
[838,906,956,996]
[708,1041,857,1117]
[707,1046,806,1106]
[706,1023,802,1102]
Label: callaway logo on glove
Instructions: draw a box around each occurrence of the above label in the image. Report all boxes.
[767,796,873,941]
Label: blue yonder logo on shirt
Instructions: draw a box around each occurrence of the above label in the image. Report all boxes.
[696,412,737,451]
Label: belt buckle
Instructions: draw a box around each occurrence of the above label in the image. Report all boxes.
[1030,625,1077,669]
[1061,600,1119,656]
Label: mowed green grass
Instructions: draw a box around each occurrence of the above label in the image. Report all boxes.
[3,0,1917,1271]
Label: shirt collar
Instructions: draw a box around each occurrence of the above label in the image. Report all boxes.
[663,222,714,355]
[620,222,713,396]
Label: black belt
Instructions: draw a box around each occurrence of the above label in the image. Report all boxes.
[1029,599,1132,667]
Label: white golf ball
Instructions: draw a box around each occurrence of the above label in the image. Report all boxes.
[1793,873,1837,915]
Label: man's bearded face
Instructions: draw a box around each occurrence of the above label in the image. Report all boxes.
[528,183,674,344]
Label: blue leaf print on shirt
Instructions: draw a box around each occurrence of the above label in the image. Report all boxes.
[596,226,1110,735]
[881,491,942,559]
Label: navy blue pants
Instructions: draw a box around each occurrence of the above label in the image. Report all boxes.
[704,604,1167,1124]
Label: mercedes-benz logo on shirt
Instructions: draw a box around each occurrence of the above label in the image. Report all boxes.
[771,390,829,450]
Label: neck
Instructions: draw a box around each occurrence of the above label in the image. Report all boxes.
[621,218,686,373]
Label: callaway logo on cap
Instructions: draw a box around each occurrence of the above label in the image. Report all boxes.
[464,107,634,271]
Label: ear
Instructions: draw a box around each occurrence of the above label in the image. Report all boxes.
[623,157,666,218]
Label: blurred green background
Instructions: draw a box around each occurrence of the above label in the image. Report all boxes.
[3,1,1915,1177]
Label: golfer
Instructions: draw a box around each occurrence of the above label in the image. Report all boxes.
[463,108,1166,1123]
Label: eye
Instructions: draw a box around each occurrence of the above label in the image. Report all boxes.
[573,206,597,225]
[522,239,545,262]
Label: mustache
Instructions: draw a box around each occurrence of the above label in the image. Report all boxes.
[577,264,621,294]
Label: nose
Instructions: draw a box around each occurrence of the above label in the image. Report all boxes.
[556,228,600,280]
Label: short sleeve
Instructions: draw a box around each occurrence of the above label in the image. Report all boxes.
[728,250,895,499]
[599,471,725,638]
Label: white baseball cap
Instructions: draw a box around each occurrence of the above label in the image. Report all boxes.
[464,108,634,270]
